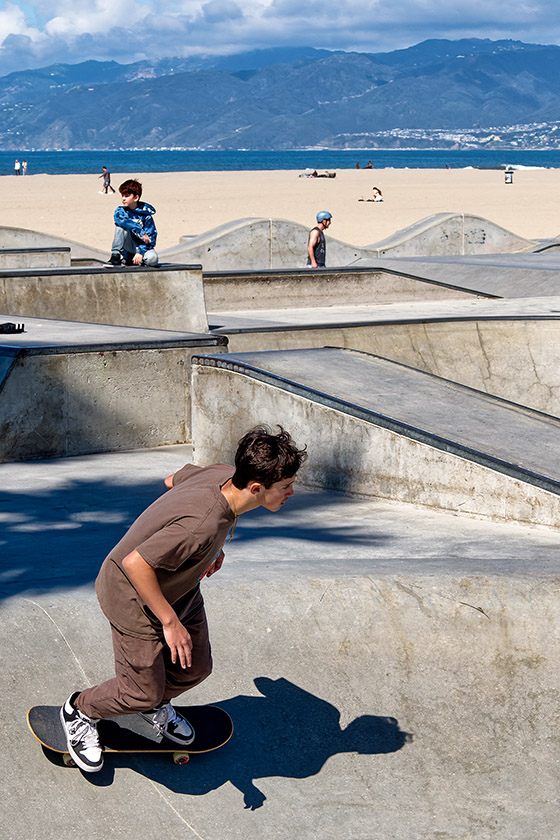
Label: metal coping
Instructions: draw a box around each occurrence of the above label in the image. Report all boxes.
[209,313,560,335]
[191,353,560,498]
[202,265,497,299]
[0,263,202,278]
[0,247,71,254]
[0,335,227,356]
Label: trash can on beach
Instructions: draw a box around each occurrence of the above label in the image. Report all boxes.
[505,169,514,184]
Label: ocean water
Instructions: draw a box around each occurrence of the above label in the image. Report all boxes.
[2,149,560,176]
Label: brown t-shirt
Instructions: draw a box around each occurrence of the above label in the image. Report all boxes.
[95,463,235,639]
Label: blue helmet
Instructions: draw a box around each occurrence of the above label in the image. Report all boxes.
[316,211,332,222]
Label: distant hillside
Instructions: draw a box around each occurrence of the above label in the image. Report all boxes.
[2,39,560,150]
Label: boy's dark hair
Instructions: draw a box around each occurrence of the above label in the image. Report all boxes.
[232,425,307,489]
[119,178,142,197]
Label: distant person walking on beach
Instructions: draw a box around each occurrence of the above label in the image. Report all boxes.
[99,166,116,194]
[103,178,158,267]
[22,160,27,176]
[14,159,20,176]
[307,211,332,269]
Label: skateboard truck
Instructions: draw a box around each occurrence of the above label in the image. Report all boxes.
[0,322,24,334]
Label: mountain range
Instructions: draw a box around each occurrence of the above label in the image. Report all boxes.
[2,39,560,150]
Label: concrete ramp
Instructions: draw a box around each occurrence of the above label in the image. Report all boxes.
[191,347,560,527]
[0,247,71,269]
[0,224,106,262]
[0,263,208,332]
[1,448,558,839]
[0,316,226,460]
[357,252,560,298]
[164,214,534,269]
[210,299,560,417]
[163,217,365,270]
[368,212,534,257]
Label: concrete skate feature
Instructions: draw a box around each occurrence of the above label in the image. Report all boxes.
[2,448,558,838]
[0,315,226,460]
[203,265,484,312]
[164,214,534,268]
[368,212,533,257]
[358,252,560,298]
[0,212,535,272]
[0,263,208,332]
[0,247,71,269]
[210,297,560,416]
[0,224,106,262]
[191,347,560,527]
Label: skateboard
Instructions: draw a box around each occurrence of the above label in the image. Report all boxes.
[27,704,233,767]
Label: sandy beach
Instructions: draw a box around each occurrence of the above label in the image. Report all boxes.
[2,167,559,251]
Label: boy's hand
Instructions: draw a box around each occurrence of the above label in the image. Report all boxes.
[132,253,143,265]
[142,233,151,244]
[163,618,193,668]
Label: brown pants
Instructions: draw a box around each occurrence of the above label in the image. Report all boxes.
[76,587,212,719]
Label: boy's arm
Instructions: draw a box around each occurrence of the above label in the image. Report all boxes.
[122,549,193,668]
[114,206,145,238]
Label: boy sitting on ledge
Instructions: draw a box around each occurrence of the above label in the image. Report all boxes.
[104,178,158,267]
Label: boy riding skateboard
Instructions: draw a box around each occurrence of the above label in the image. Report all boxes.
[60,426,307,772]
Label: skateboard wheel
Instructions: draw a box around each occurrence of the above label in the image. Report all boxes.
[173,752,190,765]
[62,753,77,768]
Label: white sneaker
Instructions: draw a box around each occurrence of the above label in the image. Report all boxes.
[60,692,103,772]
[139,702,195,745]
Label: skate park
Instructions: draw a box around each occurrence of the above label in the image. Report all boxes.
[1,212,559,840]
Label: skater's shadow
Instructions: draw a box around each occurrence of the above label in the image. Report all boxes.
[109,676,412,809]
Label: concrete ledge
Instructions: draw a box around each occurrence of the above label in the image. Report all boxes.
[0,224,106,261]
[0,315,226,460]
[0,263,208,332]
[203,266,486,311]
[0,247,71,269]
[191,349,560,527]
[211,307,560,418]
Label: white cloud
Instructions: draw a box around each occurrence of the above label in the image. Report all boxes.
[0,0,559,76]
[0,2,42,44]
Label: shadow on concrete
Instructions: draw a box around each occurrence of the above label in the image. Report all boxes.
[82,677,411,809]
[0,477,387,601]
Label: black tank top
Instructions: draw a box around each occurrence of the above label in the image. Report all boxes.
[307,227,326,266]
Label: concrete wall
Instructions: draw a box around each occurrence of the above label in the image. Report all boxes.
[164,214,534,270]
[0,247,71,269]
[191,361,560,528]
[0,225,106,261]
[204,268,480,312]
[371,212,533,257]
[222,318,560,418]
[0,343,224,460]
[0,264,208,332]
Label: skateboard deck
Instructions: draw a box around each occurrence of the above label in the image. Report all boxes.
[28,704,233,766]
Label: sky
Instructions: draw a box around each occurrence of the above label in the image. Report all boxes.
[0,0,558,76]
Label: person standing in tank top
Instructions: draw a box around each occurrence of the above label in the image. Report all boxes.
[307,210,332,268]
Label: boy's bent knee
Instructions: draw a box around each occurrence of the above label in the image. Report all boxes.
[142,249,158,266]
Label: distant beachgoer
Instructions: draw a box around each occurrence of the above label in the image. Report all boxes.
[366,160,373,169]
[358,186,383,203]
[356,162,360,169]
[22,160,27,175]
[99,166,116,194]
[14,159,20,176]
[307,211,332,269]
[103,178,158,267]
